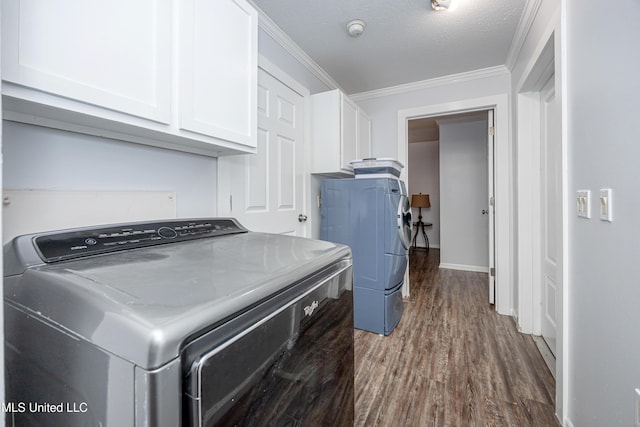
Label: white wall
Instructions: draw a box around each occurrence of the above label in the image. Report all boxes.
[3,121,218,219]
[563,1,640,425]
[439,119,488,270]
[408,140,440,248]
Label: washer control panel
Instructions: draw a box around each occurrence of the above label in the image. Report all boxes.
[33,218,247,263]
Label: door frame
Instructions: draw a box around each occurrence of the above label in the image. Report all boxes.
[539,74,560,355]
[217,55,312,237]
[397,93,511,315]
[515,17,567,423]
[487,110,496,305]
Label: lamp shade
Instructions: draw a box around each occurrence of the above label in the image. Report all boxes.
[411,194,431,208]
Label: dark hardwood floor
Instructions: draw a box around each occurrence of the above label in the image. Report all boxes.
[354,249,560,427]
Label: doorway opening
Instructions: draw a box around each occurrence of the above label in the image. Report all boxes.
[407,110,495,304]
[397,93,513,315]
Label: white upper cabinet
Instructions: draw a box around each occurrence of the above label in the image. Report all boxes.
[341,95,358,170]
[357,109,372,160]
[1,0,258,156]
[2,0,171,123]
[311,89,370,176]
[179,0,257,147]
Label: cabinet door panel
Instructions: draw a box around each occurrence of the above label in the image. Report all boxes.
[180,0,258,148]
[1,0,171,123]
[357,110,372,159]
[341,96,358,169]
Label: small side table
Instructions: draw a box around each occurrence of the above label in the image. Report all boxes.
[411,221,432,251]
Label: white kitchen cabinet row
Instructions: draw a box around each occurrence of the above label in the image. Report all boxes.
[1,0,258,156]
[310,89,371,176]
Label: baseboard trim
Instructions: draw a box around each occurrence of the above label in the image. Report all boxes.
[532,335,556,378]
[439,263,489,273]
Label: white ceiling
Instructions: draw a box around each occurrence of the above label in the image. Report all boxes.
[251,0,527,95]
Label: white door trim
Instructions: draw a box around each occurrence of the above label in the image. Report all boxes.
[515,7,566,423]
[539,74,560,357]
[516,90,543,334]
[397,93,512,315]
[488,109,496,305]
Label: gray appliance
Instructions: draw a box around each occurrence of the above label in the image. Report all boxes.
[3,218,354,427]
[320,178,412,335]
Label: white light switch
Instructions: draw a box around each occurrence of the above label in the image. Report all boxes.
[600,188,613,221]
[577,190,591,219]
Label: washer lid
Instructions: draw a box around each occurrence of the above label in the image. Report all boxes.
[4,231,351,369]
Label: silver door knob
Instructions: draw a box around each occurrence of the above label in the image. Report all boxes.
[482,209,488,215]
[298,214,308,222]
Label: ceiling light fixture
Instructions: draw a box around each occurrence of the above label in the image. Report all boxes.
[346,19,365,37]
[431,0,453,11]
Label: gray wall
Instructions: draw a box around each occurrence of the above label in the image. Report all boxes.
[2,121,218,218]
[565,1,640,425]
[439,119,488,270]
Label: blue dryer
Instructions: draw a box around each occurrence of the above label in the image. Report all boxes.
[321,178,412,335]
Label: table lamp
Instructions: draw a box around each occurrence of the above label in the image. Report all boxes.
[411,193,431,250]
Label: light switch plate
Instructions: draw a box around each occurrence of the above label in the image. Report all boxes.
[577,190,591,219]
[599,188,613,221]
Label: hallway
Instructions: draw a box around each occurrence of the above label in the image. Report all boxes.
[354,249,559,426]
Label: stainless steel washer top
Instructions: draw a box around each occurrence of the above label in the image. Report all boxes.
[3,218,352,369]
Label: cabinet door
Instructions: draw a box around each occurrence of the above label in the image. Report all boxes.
[341,95,358,170]
[179,0,258,148]
[1,0,171,123]
[357,109,372,159]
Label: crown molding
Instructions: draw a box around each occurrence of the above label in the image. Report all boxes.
[350,65,510,102]
[247,1,343,92]
[504,0,544,70]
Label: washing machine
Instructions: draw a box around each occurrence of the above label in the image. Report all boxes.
[3,218,354,427]
[320,178,412,335]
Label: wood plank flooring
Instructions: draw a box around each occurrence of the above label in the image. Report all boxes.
[354,249,560,427]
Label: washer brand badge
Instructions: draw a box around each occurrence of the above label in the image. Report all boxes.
[303,300,319,317]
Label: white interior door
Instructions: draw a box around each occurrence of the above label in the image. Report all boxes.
[488,110,496,305]
[219,66,306,236]
[541,76,561,355]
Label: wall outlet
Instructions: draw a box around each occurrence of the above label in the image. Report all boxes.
[577,190,591,219]
[635,388,640,427]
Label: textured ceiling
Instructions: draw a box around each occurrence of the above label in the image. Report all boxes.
[251,0,526,95]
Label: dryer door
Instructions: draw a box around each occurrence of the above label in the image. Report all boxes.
[397,195,412,250]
